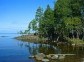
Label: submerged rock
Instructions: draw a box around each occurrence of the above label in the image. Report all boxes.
[29,56,35,58]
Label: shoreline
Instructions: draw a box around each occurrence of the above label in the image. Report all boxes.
[15,35,84,47]
[15,35,47,44]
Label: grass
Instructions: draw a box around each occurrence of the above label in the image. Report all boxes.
[68,38,84,45]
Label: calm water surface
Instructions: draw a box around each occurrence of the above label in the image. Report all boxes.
[0,34,35,62]
[0,34,84,62]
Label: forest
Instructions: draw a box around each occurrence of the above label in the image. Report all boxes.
[23,0,84,43]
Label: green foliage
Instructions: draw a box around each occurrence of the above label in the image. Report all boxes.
[31,19,38,31]
[44,5,54,26]
[68,38,84,44]
[64,17,82,29]
[27,0,84,42]
[35,7,43,22]
[28,7,43,33]
[54,0,71,17]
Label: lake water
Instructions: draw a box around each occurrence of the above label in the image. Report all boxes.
[0,34,35,62]
[0,34,84,62]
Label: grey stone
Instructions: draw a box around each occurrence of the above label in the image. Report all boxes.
[42,59,49,62]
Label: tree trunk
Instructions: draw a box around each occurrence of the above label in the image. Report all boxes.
[77,30,79,39]
[57,36,59,41]
[72,29,74,38]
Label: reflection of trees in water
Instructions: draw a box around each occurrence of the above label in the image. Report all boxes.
[18,41,24,48]
[25,42,39,55]
[38,44,61,54]
[18,42,84,62]
[58,45,84,62]
[24,43,61,55]
[59,45,84,55]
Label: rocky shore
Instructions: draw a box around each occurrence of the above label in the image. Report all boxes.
[15,35,84,49]
[29,53,75,62]
[15,35,47,43]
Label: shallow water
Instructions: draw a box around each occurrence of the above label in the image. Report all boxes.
[0,34,84,62]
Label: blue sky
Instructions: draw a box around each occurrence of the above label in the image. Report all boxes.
[0,0,54,33]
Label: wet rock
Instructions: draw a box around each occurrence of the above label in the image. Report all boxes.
[35,53,45,58]
[35,53,46,61]
[58,55,65,59]
[29,56,35,58]
[46,55,51,58]
[50,54,65,60]
[42,59,49,62]
[51,55,59,59]
[36,56,43,61]
[82,58,84,62]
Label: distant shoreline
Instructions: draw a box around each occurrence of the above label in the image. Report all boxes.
[0,36,9,37]
[0,33,18,34]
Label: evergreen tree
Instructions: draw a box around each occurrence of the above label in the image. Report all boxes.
[43,5,55,41]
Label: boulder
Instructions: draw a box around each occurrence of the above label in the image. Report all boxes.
[35,53,45,61]
[36,56,43,61]
[35,53,45,58]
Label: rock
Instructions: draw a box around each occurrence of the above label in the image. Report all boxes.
[82,58,84,62]
[42,59,49,62]
[40,53,46,57]
[35,53,45,58]
[82,58,84,60]
[51,55,65,59]
[51,55,59,59]
[59,55,65,59]
[46,55,51,58]
[36,56,43,61]
[29,56,35,58]
[35,53,45,61]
